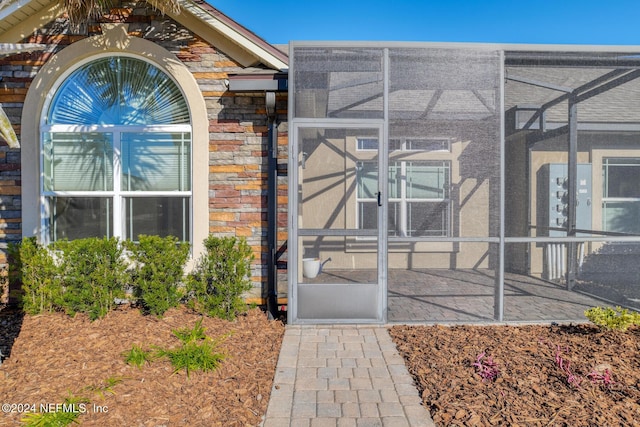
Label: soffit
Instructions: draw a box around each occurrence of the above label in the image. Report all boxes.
[0,0,60,42]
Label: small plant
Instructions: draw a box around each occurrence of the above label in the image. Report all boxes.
[585,306,640,331]
[123,344,154,369]
[20,376,121,426]
[587,364,615,387]
[157,319,226,377]
[83,376,123,399]
[125,235,190,317]
[122,320,226,376]
[554,345,582,388]
[473,352,500,382]
[186,236,254,320]
[173,317,207,343]
[20,393,89,427]
[157,339,225,377]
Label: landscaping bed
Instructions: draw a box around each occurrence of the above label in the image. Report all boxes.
[0,305,284,427]
[3,299,640,427]
[390,323,640,426]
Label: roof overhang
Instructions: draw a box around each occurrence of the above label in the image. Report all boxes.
[167,0,287,70]
[0,0,62,43]
[0,0,288,71]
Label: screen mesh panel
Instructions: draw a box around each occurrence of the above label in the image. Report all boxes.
[505,50,640,312]
[291,44,640,323]
[293,47,384,119]
[388,47,501,239]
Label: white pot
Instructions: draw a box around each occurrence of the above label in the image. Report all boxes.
[302,258,321,279]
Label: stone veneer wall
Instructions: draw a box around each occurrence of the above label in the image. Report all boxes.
[0,4,288,302]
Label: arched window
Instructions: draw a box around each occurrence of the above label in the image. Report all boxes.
[42,56,192,242]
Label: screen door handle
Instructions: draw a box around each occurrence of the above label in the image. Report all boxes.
[377,192,382,207]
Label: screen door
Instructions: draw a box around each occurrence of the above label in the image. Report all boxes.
[290,124,385,323]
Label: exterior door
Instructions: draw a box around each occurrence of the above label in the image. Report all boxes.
[290,123,386,323]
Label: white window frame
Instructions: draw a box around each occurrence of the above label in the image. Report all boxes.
[602,157,640,234]
[40,124,193,244]
[355,136,452,238]
[22,30,209,263]
[38,53,194,244]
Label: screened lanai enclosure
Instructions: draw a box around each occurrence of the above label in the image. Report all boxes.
[287,42,640,324]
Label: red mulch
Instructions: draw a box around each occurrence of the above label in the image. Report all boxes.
[4,303,640,427]
[0,306,284,427]
[389,324,640,427]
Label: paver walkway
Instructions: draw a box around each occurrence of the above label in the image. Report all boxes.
[261,325,435,427]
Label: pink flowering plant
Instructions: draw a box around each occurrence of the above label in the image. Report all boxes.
[473,352,500,382]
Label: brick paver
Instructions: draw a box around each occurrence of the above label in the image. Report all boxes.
[262,326,435,427]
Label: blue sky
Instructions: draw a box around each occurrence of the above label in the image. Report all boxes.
[213,0,640,46]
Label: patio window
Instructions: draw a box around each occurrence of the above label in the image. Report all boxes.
[603,157,640,234]
[356,160,451,236]
[42,56,191,242]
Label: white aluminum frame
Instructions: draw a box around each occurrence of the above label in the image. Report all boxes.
[289,40,640,324]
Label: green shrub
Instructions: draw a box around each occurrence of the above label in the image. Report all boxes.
[56,237,128,320]
[15,238,63,315]
[125,235,190,317]
[187,236,254,320]
[585,306,640,331]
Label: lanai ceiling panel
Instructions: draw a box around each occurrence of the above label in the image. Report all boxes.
[293,47,384,119]
[505,50,640,127]
[296,46,500,121]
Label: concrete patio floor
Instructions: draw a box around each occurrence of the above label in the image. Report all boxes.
[304,269,613,323]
